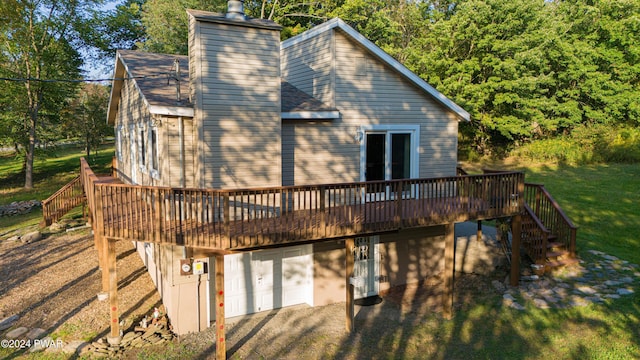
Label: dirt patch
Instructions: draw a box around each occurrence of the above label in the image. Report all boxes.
[0,227,509,359]
[0,228,162,349]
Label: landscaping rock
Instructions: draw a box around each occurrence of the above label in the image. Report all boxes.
[617,288,634,295]
[5,326,29,339]
[0,200,41,217]
[0,314,19,331]
[20,230,42,244]
[25,328,46,340]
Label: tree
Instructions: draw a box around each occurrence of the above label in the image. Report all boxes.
[140,0,227,54]
[0,0,99,189]
[62,83,112,160]
[81,0,147,68]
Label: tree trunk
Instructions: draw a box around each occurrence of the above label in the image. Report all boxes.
[24,113,36,189]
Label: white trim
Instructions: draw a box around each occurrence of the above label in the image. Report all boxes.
[149,125,160,180]
[359,124,420,182]
[282,18,470,122]
[149,105,194,118]
[281,111,340,120]
[137,123,147,173]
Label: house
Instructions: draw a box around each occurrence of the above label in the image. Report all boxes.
[106,4,475,335]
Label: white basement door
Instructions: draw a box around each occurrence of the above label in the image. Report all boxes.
[213,244,313,319]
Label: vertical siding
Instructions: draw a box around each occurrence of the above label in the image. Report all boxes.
[191,19,282,189]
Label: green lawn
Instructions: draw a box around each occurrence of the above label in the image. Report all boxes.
[0,145,114,235]
[1,152,638,359]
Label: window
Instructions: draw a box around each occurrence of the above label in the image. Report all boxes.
[138,126,146,170]
[115,126,123,162]
[150,126,159,179]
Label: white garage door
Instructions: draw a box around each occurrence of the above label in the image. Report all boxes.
[212,244,313,319]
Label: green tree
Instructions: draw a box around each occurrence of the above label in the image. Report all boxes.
[62,83,112,160]
[140,0,227,54]
[82,0,147,64]
[0,0,95,188]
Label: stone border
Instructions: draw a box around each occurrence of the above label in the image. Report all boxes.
[498,250,639,310]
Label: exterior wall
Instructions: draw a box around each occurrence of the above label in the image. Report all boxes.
[333,30,459,179]
[312,226,446,306]
[280,29,334,107]
[157,117,196,188]
[190,16,282,189]
[113,75,152,185]
[135,242,209,335]
[280,29,460,186]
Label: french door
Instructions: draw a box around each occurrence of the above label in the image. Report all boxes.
[361,125,419,196]
[353,236,380,299]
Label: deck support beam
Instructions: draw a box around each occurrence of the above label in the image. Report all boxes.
[476,220,482,242]
[345,238,355,332]
[107,238,121,344]
[101,235,109,293]
[214,254,226,359]
[442,223,455,319]
[510,214,522,286]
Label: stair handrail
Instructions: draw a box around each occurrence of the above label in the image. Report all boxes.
[522,203,551,264]
[524,183,578,257]
[41,176,84,226]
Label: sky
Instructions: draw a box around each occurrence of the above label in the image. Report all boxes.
[81,0,120,81]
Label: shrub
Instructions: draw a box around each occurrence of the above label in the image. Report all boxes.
[510,125,640,164]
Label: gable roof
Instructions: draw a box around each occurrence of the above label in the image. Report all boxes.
[107,50,193,125]
[282,18,470,122]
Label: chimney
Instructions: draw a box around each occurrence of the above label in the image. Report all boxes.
[226,0,245,20]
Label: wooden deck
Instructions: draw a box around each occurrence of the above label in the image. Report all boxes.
[81,159,525,252]
[73,158,527,351]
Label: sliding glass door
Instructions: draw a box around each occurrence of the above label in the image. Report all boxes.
[361,125,419,196]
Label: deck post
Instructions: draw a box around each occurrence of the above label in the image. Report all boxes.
[442,223,455,319]
[101,235,110,293]
[476,220,482,242]
[107,238,121,345]
[214,254,226,359]
[345,238,355,332]
[510,214,522,286]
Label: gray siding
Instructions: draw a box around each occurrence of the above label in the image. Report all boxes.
[333,30,459,179]
[281,30,334,107]
[114,76,152,185]
[280,29,459,186]
[190,18,282,189]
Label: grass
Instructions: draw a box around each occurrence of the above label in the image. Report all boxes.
[0,144,114,206]
[0,144,113,237]
[1,148,639,359]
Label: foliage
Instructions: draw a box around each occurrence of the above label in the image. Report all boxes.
[512,125,640,164]
[81,0,146,68]
[0,0,102,189]
[62,83,113,159]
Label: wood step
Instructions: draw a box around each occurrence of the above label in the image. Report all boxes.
[546,250,571,260]
[545,257,580,272]
[531,241,565,252]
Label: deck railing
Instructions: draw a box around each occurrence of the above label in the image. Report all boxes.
[81,159,524,251]
[524,183,577,257]
[41,176,85,226]
[521,203,551,264]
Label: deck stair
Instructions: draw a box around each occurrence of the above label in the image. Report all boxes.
[478,169,578,273]
[40,176,85,227]
[522,182,578,273]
